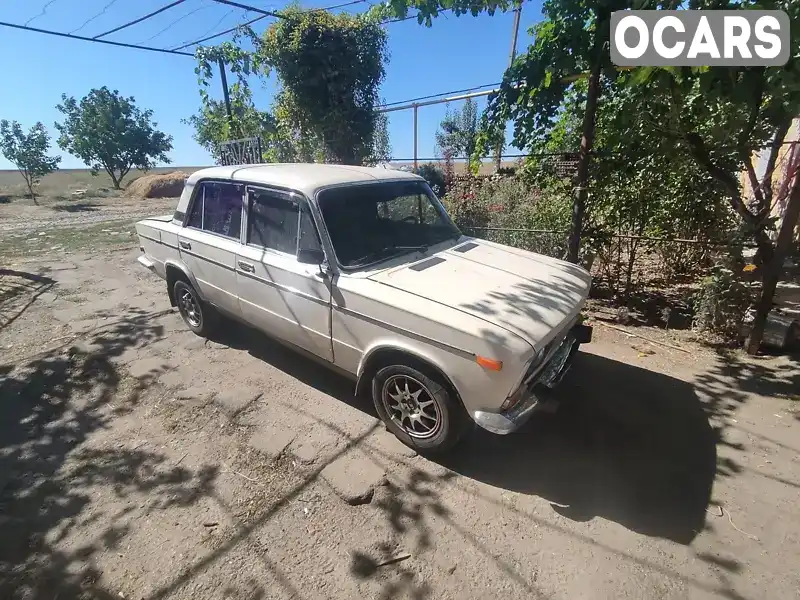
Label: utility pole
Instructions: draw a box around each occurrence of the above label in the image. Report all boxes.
[218,58,234,136]
[495,4,522,171]
[413,104,419,171]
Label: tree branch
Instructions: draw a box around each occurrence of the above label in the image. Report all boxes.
[738,69,766,210]
[667,80,755,224]
[757,118,792,217]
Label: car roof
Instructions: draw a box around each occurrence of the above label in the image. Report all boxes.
[186,163,423,196]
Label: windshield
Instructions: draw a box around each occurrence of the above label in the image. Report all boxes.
[317,181,461,269]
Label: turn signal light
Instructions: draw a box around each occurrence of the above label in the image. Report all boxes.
[476,356,503,371]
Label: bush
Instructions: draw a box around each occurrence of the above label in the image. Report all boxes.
[441,175,572,258]
[692,263,755,340]
[414,164,446,197]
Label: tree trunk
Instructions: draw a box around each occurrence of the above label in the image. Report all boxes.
[745,172,800,354]
[566,11,607,264]
[108,170,121,190]
[24,174,37,205]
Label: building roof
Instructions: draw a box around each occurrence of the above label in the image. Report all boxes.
[186,163,423,196]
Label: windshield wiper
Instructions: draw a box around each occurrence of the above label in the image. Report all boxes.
[348,244,428,268]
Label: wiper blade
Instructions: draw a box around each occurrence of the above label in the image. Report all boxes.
[347,244,428,268]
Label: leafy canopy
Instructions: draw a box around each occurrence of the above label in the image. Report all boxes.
[0,120,61,202]
[257,7,388,164]
[436,98,479,159]
[55,87,173,189]
[189,7,388,165]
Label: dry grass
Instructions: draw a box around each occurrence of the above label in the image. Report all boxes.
[0,167,205,203]
[125,171,190,199]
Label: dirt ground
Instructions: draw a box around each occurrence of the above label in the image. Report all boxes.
[2,210,800,599]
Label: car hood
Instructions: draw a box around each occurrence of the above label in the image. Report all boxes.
[368,238,591,349]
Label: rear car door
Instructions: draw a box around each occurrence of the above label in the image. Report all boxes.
[236,186,333,361]
[178,180,243,316]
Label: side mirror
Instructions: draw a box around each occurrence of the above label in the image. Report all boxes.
[298,248,325,265]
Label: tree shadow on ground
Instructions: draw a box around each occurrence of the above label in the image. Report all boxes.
[0,308,218,599]
[440,352,717,545]
[0,267,55,332]
[50,202,101,213]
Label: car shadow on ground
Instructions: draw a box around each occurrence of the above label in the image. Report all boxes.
[440,351,716,545]
[209,321,716,545]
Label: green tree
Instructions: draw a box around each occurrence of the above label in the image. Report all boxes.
[367,111,392,164]
[387,0,800,353]
[0,120,61,204]
[435,98,479,159]
[257,7,388,164]
[54,87,173,189]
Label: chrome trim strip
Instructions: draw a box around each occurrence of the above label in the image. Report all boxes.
[335,305,476,360]
[181,249,235,272]
[237,269,329,307]
[139,233,178,250]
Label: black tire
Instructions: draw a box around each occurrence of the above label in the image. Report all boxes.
[173,279,217,337]
[372,363,468,454]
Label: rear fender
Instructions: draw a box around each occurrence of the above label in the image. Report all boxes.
[164,259,206,305]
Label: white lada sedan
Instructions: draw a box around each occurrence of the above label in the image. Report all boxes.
[135,164,592,452]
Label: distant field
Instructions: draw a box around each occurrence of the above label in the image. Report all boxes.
[0,166,207,201]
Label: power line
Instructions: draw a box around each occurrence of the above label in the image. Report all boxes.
[93,0,186,39]
[171,14,268,50]
[380,82,501,108]
[136,2,216,44]
[24,0,60,27]
[210,0,289,20]
[69,0,121,35]
[0,20,194,56]
[173,0,369,51]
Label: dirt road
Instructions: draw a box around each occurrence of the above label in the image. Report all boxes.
[1,246,799,600]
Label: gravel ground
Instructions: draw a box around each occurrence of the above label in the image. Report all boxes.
[0,195,178,234]
[1,240,799,599]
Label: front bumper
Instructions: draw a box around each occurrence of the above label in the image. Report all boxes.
[472,323,591,435]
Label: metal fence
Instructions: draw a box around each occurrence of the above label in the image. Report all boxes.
[219,137,263,166]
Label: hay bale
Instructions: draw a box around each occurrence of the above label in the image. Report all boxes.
[125,171,189,199]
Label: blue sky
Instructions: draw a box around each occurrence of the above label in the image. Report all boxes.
[0,0,543,169]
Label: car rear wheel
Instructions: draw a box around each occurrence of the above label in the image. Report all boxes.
[174,279,216,337]
[372,364,467,454]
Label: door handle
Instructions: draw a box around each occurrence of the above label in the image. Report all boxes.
[238,261,255,273]
[179,240,191,250]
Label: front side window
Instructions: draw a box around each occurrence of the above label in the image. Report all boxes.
[186,181,242,239]
[248,190,322,256]
[318,181,460,269]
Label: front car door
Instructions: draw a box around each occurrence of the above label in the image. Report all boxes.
[236,186,333,361]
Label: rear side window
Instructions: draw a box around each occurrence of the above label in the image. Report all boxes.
[186,182,242,239]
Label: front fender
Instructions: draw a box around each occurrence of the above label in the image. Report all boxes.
[355,338,468,404]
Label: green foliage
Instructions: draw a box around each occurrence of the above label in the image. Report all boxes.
[367,111,393,164]
[442,175,571,256]
[0,120,61,202]
[435,98,479,159]
[413,164,446,197]
[55,87,172,189]
[693,264,755,341]
[188,9,388,165]
[258,7,388,164]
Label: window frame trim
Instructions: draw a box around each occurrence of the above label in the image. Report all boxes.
[245,184,322,260]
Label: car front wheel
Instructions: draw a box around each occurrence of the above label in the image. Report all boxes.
[372,364,467,454]
[174,279,216,337]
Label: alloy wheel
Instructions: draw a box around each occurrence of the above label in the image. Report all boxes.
[381,374,442,439]
[179,288,202,328]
